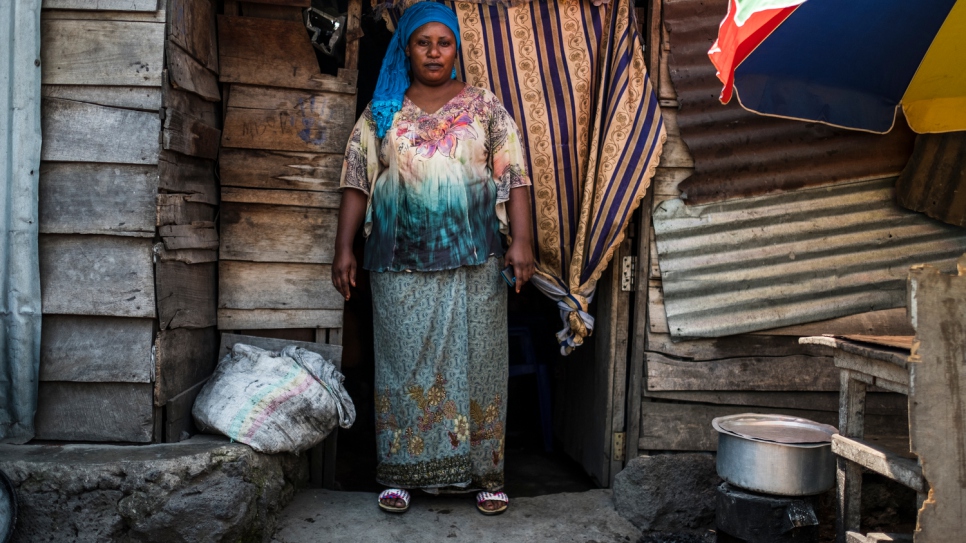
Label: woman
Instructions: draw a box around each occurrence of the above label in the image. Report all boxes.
[332,1,535,515]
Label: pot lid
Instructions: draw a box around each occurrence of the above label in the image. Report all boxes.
[712,414,838,445]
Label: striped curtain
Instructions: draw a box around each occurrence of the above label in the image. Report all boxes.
[382,0,665,353]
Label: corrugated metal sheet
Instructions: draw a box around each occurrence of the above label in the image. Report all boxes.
[653,177,966,338]
[663,0,916,205]
[896,132,966,227]
[0,0,43,443]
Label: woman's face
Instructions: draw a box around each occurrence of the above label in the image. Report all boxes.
[406,22,458,87]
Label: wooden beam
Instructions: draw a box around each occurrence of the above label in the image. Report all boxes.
[40,234,156,318]
[40,316,154,383]
[159,222,219,250]
[218,308,343,330]
[41,98,161,164]
[158,151,217,204]
[164,379,207,443]
[219,261,343,310]
[831,435,924,494]
[166,40,220,102]
[42,85,162,111]
[217,15,356,93]
[39,162,157,237]
[221,85,356,154]
[157,261,217,329]
[162,108,221,159]
[42,0,160,10]
[221,187,341,209]
[219,203,337,263]
[35,382,155,442]
[645,352,838,392]
[166,0,219,73]
[218,148,343,192]
[41,19,164,86]
[638,401,906,452]
[155,326,219,406]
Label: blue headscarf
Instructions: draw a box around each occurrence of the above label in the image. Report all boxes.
[371,2,461,138]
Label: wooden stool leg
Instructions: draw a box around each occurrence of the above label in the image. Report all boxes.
[837,369,867,543]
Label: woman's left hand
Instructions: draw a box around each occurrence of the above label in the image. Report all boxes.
[505,240,535,293]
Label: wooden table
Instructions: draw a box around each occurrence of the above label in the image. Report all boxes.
[799,336,926,543]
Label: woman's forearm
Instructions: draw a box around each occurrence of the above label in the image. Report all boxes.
[507,186,533,246]
[335,188,368,251]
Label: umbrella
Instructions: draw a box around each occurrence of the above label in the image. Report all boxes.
[708,0,966,134]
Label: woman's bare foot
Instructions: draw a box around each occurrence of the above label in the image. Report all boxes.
[377,489,410,513]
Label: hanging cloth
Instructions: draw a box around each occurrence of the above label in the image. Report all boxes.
[381,0,665,354]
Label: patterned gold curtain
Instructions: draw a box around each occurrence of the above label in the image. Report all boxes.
[381,0,665,353]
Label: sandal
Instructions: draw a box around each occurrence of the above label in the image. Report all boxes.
[476,491,509,515]
[378,488,411,513]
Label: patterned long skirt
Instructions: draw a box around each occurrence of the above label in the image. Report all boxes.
[370,257,508,491]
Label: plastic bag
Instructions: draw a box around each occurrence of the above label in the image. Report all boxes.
[192,343,355,454]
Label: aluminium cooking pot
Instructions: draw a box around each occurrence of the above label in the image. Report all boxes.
[712,414,837,496]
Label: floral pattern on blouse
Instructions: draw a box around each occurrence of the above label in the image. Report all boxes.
[340,85,532,272]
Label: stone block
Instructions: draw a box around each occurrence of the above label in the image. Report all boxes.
[613,453,720,532]
[0,435,308,543]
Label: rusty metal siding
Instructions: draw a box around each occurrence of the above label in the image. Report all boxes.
[1,0,43,442]
[662,0,916,205]
[896,132,966,228]
[653,177,966,338]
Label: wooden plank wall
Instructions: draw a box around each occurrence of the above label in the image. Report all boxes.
[36,0,221,443]
[632,2,909,455]
[155,0,222,443]
[216,1,360,343]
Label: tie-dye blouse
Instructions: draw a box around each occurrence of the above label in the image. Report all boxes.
[340,85,532,272]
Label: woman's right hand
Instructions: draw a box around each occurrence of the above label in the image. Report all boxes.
[332,187,369,301]
[332,248,357,301]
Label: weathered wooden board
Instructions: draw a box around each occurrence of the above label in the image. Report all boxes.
[239,3,303,20]
[220,203,337,263]
[41,98,160,164]
[645,352,839,391]
[754,308,914,337]
[40,9,166,22]
[219,261,343,310]
[219,332,342,366]
[35,382,154,442]
[42,0,160,9]
[41,19,164,86]
[40,235,156,317]
[167,0,218,73]
[217,15,355,93]
[222,85,356,153]
[642,390,907,415]
[156,194,215,226]
[221,187,341,209]
[166,40,220,102]
[42,85,162,111]
[158,151,217,204]
[154,244,218,264]
[218,308,342,330]
[157,261,217,329]
[646,332,824,361]
[162,109,221,160]
[155,326,219,406]
[159,222,219,250]
[648,281,669,334]
[907,261,966,542]
[39,162,158,236]
[163,76,220,127]
[164,379,207,442]
[218,148,342,191]
[639,401,908,452]
[40,315,154,383]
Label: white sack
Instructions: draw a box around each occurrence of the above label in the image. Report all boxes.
[192,343,355,454]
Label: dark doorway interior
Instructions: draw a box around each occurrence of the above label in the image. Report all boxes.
[333,4,596,496]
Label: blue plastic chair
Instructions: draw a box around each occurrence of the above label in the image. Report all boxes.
[508,320,553,452]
